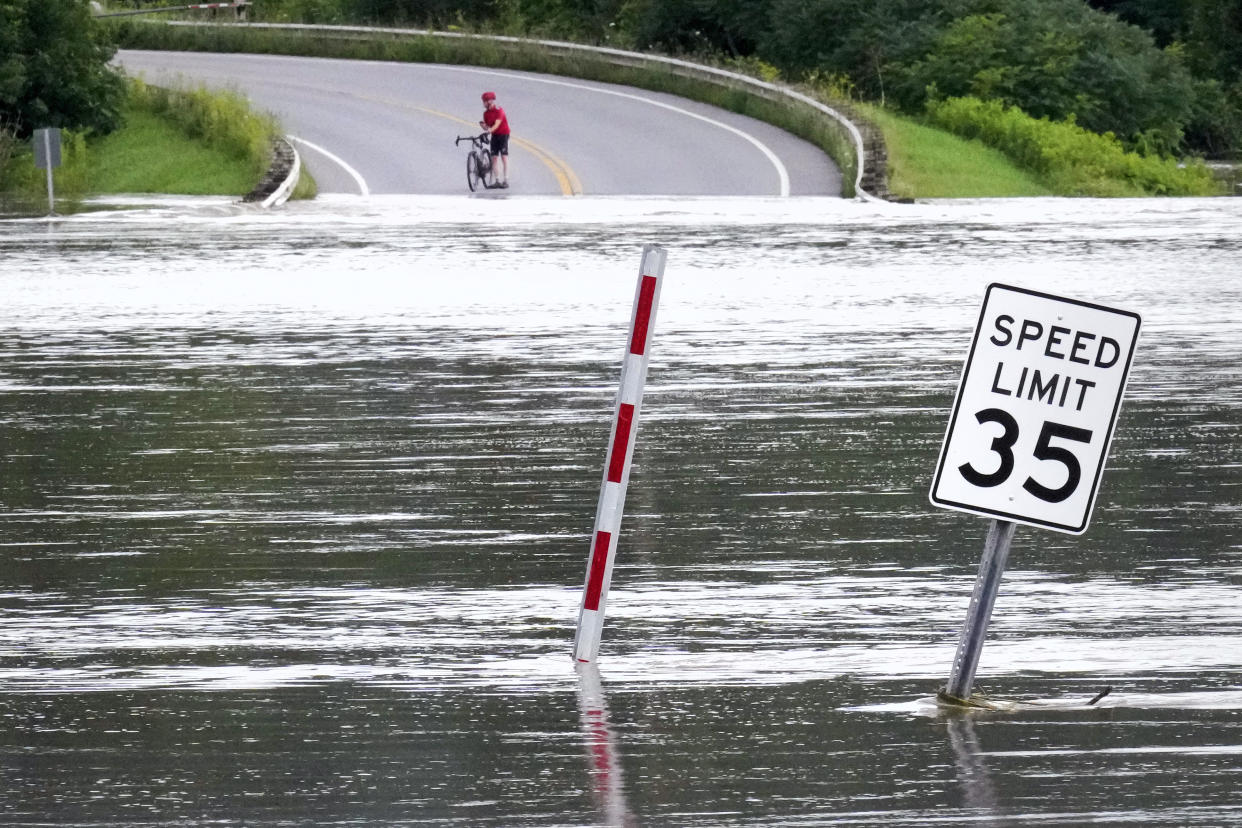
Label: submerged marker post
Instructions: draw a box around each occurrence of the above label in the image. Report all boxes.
[32,128,61,216]
[573,245,666,663]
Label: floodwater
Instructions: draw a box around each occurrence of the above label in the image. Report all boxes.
[1,194,1240,825]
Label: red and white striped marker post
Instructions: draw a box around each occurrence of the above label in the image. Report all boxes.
[573,244,667,663]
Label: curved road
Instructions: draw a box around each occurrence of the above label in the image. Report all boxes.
[116,50,842,197]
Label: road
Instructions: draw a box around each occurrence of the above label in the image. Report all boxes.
[115,50,843,197]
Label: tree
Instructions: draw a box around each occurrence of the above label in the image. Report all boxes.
[887,0,1197,154]
[629,0,773,56]
[1182,0,1242,154]
[761,0,945,102]
[1185,0,1242,82]
[0,0,125,138]
[1084,0,1189,47]
[348,0,499,23]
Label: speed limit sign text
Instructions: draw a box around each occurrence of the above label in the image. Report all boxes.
[930,284,1141,534]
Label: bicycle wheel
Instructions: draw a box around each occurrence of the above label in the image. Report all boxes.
[466,151,481,192]
[479,150,493,187]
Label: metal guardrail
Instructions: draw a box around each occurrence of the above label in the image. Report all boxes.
[94,2,249,19]
[154,20,883,200]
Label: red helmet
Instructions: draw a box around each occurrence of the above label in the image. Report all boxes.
[481,91,496,102]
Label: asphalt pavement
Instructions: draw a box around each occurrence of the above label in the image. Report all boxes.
[116,50,843,197]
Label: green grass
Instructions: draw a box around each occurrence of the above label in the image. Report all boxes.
[87,79,318,200]
[925,96,1222,197]
[861,104,1052,199]
[88,106,259,194]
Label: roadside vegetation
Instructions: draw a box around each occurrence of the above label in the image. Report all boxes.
[89,79,301,196]
[1,0,309,213]
[242,0,1240,161]
[1,76,305,212]
[925,96,1220,197]
[858,104,1052,198]
[5,0,1238,202]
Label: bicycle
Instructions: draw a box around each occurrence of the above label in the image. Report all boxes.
[455,133,498,192]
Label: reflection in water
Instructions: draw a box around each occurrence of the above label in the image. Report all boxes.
[576,664,638,827]
[946,716,1002,826]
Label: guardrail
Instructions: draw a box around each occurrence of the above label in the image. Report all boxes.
[151,20,887,200]
[94,2,249,19]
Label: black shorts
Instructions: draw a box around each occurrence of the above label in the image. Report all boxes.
[490,133,509,156]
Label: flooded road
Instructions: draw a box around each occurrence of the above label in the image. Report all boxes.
[1,195,1241,824]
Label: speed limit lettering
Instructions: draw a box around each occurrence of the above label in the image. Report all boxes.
[930,284,1140,534]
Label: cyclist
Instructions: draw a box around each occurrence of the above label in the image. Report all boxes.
[479,91,510,188]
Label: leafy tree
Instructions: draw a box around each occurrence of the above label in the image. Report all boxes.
[501,0,633,41]
[761,0,941,99]
[882,0,1196,154]
[1181,0,1242,154]
[629,0,773,56]
[1185,0,1242,82]
[1084,0,1188,47]
[0,0,126,138]
[254,0,350,23]
[347,0,499,24]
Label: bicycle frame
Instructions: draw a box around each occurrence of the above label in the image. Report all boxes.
[455,133,497,192]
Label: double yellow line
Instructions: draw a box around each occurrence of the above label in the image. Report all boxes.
[512,134,582,196]
[359,93,581,195]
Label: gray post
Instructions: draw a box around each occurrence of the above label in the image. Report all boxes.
[43,129,55,216]
[944,519,1016,701]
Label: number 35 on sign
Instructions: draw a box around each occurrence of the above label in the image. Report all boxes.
[930,284,1141,534]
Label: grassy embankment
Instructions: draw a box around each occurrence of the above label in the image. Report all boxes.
[96,79,277,195]
[861,104,1052,198]
[101,19,1227,199]
[1,76,314,213]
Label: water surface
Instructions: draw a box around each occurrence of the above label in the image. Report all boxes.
[1,195,1240,825]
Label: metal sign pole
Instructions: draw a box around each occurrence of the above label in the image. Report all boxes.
[43,129,55,216]
[944,519,1016,701]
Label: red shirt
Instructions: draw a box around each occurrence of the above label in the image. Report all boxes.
[483,106,510,136]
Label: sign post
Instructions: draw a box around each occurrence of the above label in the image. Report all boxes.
[573,245,666,663]
[33,127,62,216]
[944,518,1015,701]
[931,283,1140,702]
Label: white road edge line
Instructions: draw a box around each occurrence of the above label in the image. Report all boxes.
[449,68,791,197]
[288,135,370,196]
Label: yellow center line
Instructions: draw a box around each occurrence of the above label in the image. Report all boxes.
[356,94,581,195]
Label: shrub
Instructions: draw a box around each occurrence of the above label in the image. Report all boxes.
[926,96,1221,196]
[0,0,126,138]
[127,78,278,180]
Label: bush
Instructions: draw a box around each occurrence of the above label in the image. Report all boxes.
[0,0,126,138]
[127,78,278,180]
[925,96,1221,196]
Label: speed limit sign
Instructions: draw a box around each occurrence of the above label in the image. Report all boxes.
[930,284,1141,534]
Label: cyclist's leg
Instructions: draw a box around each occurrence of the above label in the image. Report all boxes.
[495,134,509,187]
